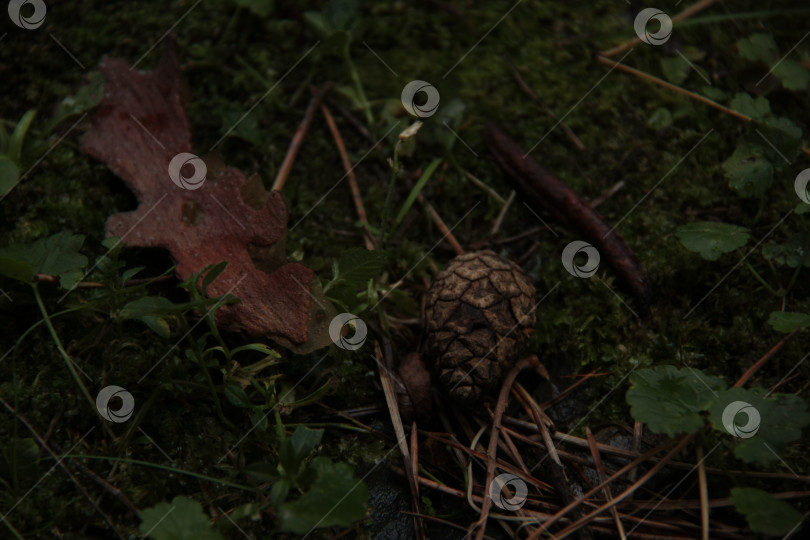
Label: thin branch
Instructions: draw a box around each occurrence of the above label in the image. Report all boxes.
[600,0,721,58]
[272,84,331,191]
[321,103,375,250]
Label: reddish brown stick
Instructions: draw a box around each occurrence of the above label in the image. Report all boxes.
[484,123,651,315]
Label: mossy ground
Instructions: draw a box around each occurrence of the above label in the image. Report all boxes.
[1,0,808,537]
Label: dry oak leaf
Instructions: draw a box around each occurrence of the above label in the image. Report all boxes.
[80,44,333,352]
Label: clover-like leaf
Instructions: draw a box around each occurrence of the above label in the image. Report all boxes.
[647,108,673,130]
[730,487,803,536]
[0,232,88,290]
[729,93,770,121]
[768,311,810,333]
[772,59,810,91]
[661,56,690,85]
[737,34,779,63]
[762,234,810,268]
[627,366,726,437]
[722,142,774,198]
[755,116,803,164]
[333,248,386,290]
[708,387,810,465]
[139,495,223,540]
[676,221,751,261]
[278,456,368,534]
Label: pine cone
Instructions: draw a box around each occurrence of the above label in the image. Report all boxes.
[425,250,536,403]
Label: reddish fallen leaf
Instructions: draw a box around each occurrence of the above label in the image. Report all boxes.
[80,44,333,351]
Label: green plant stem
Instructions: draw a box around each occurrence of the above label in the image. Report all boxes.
[379,140,403,248]
[744,262,781,296]
[1,517,25,540]
[343,47,373,128]
[783,239,809,295]
[197,351,237,430]
[31,284,98,419]
[64,455,259,492]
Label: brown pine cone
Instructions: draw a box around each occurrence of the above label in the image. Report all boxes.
[425,250,536,403]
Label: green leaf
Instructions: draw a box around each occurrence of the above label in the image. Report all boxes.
[767,311,810,333]
[139,496,223,540]
[0,255,33,283]
[119,296,186,337]
[242,461,279,483]
[772,59,810,91]
[660,56,690,85]
[224,384,253,408]
[755,117,803,164]
[0,156,20,196]
[701,86,726,102]
[0,232,87,289]
[647,108,672,130]
[675,222,751,261]
[50,72,104,128]
[334,248,386,289]
[302,11,333,38]
[708,387,810,464]
[7,110,36,164]
[278,457,367,534]
[394,158,442,227]
[730,487,803,537]
[221,109,261,146]
[323,0,357,31]
[729,93,770,121]
[119,296,178,318]
[279,426,324,479]
[762,234,810,268]
[269,478,290,507]
[737,34,779,63]
[201,261,228,294]
[722,142,773,198]
[137,315,170,338]
[627,366,726,437]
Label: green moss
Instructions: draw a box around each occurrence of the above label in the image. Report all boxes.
[1,0,809,536]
